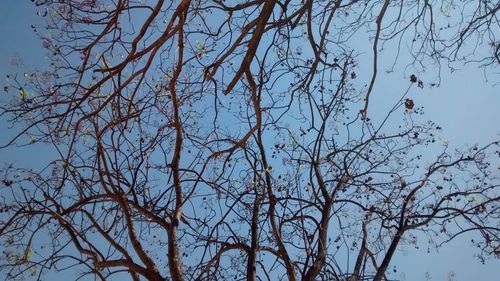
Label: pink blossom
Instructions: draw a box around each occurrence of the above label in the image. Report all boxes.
[282,157,291,166]
[41,37,52,49]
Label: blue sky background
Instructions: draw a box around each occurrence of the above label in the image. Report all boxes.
[0,1,499,280]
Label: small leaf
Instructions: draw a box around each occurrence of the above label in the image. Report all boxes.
[23,250,32,261]
[19,89,29,100]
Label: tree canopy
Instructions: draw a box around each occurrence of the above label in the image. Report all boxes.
[0,1,499,280]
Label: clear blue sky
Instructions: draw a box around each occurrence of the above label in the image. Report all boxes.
[0,1,498,280]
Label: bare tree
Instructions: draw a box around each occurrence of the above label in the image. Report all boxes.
[1,1,499,280]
